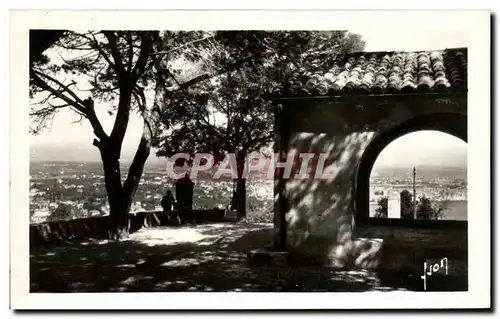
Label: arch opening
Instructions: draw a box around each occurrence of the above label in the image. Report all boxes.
[354,113,467,228]
[369,131,467,221]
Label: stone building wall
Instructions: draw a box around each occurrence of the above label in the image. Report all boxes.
[275,95,467,275]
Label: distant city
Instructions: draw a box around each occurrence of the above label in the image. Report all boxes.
[29,160,273,224]
[29,160,467,224]
[370,166,467,220]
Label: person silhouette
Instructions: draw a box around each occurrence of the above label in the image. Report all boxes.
[161,190,177,223]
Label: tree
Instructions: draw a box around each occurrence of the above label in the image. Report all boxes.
[48,203,88,221]
[374,196,388,218]
[48,203,73,221]
[141,197,156,211]
[157,67,274,218]
[416,195,447,220]
[156,31,365,218]
[375,191,447,220]
[400,189,414,219]
[29,31,205,238]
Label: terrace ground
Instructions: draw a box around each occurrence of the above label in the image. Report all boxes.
[30,222,463,292]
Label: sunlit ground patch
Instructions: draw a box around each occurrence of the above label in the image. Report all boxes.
[128,227,221,246]
[160,256,222,268]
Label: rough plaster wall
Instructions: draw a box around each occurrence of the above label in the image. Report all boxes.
[285,131,375,268]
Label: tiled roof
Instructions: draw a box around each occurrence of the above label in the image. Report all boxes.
[271,48,467,97]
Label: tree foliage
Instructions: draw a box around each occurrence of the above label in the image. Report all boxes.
[48,203,86,221]
[416,195,446,220]
[375,191,447,220]
[374,196,388,218]
[156,31,366,161]
[30,30,67,66]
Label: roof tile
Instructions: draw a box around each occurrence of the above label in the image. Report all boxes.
[272,48,467,97]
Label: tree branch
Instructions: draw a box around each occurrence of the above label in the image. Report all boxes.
[122,129,150,199]
[131,32,154,81]
[152,35,215,56]
[127,33,134,73]
[109,88,132,150]
[83,97,109,142]
[102,31,126,77]
[30,70,87,115]
[88,32,117,72]
[30,71,109,143]
[122,91,162,199]
[167,70,224,140]
[47,101,72,109]
[106,32,154,148]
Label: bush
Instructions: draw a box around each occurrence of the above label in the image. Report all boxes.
[375,191,447,220]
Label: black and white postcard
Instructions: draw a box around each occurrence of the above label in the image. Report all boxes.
[10,10,491,310]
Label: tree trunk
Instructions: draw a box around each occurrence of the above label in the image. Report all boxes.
[235,178,246,219]
[99,145,131,239]
[234,150,247,219]
[98,132,152,239]
[108,193,132,240]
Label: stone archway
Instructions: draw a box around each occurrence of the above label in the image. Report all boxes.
[354,112,467,227]
[270,47,469,276]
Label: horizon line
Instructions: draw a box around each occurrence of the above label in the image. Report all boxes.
[29,159,467,169]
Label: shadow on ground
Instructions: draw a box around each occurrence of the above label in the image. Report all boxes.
[30,222,462,292]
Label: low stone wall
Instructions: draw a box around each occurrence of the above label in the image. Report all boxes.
[30,215,112,248]
[258,223,467,291]
[284,225,467,269]
[354,225,467,273]
[30,209,227,248]
[354,225,468,290]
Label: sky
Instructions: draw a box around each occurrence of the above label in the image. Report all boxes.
[30,28,468,167]
[373,131,466,169]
